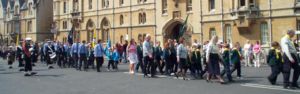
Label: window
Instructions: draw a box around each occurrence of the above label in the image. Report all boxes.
[139,13,146,24]
[29,3,33,15]
[139,13,142,24]
[143,13,146,24]
[14,6,19,15]
[249,0,255,3]
[225,25,232,43]
[297,20,300,30]
[27,21,32,32]
[240,0,246,6]
[63,2,67,13]
[138,0,146,4]
[89,0,93,9]
[7,8,10,17]
[186,0,192,12]
[209,0,215,11]
[102,0,109,8]
[298,0,300,3]
[73,0,79,12]
[209,28,216,40]
[260,22,269,45]
[63,21,68,29]
[120,0,124,6]
[162,0,167,14]
[120,15,124,25]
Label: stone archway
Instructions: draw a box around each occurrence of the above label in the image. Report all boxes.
[86,19,95,43]
[162,19,192,45]
[100,17,111,42]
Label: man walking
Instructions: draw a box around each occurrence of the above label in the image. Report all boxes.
[143,34,155,78]
[94,40,104,72]
[78,40,88,71]
[281,29,300,89]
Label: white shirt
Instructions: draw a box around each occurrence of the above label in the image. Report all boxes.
[281,36,297,61]
[206,42,220,60]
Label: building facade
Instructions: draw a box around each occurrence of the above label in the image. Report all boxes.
[53,0,300,47]
[0,0,53,45]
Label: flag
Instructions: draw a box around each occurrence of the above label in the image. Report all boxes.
[67,27,74,45]
[104,39,111,56]
[16,34,19,46]
[179,15,190,38]
[91,27,97,48]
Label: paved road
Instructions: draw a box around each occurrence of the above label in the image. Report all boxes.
[0,59,299,94]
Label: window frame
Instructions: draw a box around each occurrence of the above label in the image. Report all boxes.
[162,0,168,14]
[209,0,215,11]
[260,22,269,45]
[186,0,192,12]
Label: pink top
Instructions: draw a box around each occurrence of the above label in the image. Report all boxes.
[128,44,137,54]
[252,44,261,53]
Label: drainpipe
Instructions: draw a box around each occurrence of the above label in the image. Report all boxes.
[129,0,132,40]
[97,0,99,40]
[269,0,272,47]
[154,0,157,43]
[221,0,224,42]
[200,0,203,47]
[113,0,115,44]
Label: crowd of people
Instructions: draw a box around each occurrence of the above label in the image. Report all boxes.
[0,30,300,89]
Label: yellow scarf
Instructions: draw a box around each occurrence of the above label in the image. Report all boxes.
[271,47,284,63]
[233,48,241,57]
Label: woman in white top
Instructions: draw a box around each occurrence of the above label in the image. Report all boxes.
[127,39,138,74]
[243,40,253,67]
[206,36,225,84]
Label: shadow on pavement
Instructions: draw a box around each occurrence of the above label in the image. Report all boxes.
[34,74,65,77]
[0,71,21,74]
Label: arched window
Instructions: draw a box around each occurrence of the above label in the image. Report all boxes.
[120,15,124,25]
[27,21,32,32]
[260,22,269,45]
[138,13,142,24]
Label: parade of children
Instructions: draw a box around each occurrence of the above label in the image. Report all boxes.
[1,31,300,89]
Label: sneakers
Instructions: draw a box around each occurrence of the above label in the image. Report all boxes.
[8,66,13,69]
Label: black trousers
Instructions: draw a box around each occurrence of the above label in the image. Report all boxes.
[171,57,178,73]
[282,54,300,86]
[78,54,87,70]
[107,60,115,69]
[96,57,104,72]
[158,59,165,74]
[72,53,78,67]
[135,58,144,72]
[18,58,24,67]
[143,56,155,76]
[268,64,282,84]
[24,57,32,72]
[164,58,172,75]
[88,56,95,69]
[221,61,233,81]
[230,61,241,77]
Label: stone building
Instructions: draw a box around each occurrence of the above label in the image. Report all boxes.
[0,0,53,44]
[51,0,300,47]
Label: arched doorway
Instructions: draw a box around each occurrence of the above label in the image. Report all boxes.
[100,17,111,42]
[162,19,192,45]
[86,19,95,43]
